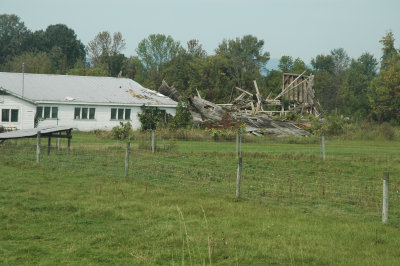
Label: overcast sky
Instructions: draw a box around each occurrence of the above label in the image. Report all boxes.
[1,0,400,64]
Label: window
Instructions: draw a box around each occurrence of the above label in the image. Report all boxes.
[2,109,10,122]
[111,108,131,120]
[89,108,95,119]
[125,109,131,120]
[74,107,95,120]
[44,107,51,118]
[82,108,88,119]
[1,109,18,122]
[74,107,81,119]
[51,107,58,119]
[36,107,43,118]
[36,106,58,119]
[11,109,18,122]
[118,108,124,120]
[111,108,117,120]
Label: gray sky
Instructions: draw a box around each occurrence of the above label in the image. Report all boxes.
[1,0,400,64]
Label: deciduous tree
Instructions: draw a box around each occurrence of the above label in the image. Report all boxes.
[379,31,397,70]
[86,31,126,76]
[341,53,378,118]
[2,52,53,73]
[215,35,270,90]
[368,54,400,123]
[136,34,181,89]
[0,14,31,65]
[278,56,293,73]
[186,39,206,58]
[41,24,85,70]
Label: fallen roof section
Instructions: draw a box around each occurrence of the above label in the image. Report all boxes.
[189,96,311,137]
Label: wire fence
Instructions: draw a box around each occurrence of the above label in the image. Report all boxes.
[1,132,399,224]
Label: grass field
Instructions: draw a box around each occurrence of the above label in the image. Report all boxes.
[1,132,400,265]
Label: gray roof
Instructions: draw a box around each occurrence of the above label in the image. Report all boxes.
[0,72,177,106]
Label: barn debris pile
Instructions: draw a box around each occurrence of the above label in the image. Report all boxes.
[221,72,322,117]
[160,72,323,137]
[279,72,322,116]
[188,96,310,137]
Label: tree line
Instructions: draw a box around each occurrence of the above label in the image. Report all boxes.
[1,14,399,123]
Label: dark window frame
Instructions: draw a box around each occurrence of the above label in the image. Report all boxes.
[117,108,124,120]
[11,109,18,122]
[125,109,131,120]
[74,107,81,119]
[51,107,58,119]
[111,108,132,121]
[111,108,117,120]
[36,107,43,119]
[89,108,95,119]
[81,108,88,119]
[44,107,51,119]
[74,107,96,120]
[1,108,19,122]
[2,109,10,122]
[36,106,58,119]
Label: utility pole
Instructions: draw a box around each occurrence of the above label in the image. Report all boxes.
[22,63,25,97]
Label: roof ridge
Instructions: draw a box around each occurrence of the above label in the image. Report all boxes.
[0,72,130,80]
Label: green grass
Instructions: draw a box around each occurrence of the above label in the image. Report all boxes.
[1,133,400,265]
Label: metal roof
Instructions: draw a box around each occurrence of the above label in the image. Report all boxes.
[0,72,177,106]
[0,126,72,140]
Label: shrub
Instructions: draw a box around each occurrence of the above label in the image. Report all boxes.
[170,101,192,129]
[205,116,246,141]
[207,128,237,141]
[282,112,301,122]
[138,105,167,131]
[322,120,399,141]
[379,122,395,140]
[308,115,347,136]
[111,122,133,140]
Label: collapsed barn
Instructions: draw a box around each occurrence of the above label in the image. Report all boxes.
[159,72,323,137]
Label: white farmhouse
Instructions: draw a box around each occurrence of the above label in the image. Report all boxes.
[0,72,177,131]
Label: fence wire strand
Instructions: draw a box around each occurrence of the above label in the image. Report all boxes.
[1,136,399,222]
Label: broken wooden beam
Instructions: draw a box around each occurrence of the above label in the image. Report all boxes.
[253,80,264,111]
[158,80,182,102]
[196,88,202,99]
[235,87,253,96]
[275,70,306,100]
[189,96,226,121]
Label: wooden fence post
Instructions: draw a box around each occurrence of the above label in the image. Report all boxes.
[36,131,41,164]
[236,157,242,198]
[151,130,155,153]
[239,128,242,158]
[236,129,243,198]
[321,136,326,161]
[57,132,61,151]
[67,130,71,155]
[47,136,51,155]
[236,130,239,158]
[382,172,389,224]
[125,141,130,177]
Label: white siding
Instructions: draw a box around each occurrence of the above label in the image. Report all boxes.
[0,95,35,129]
[37,104,177,131]
[0,95,177,131]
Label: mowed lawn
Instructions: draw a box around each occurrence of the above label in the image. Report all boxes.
[1,132,400,265]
